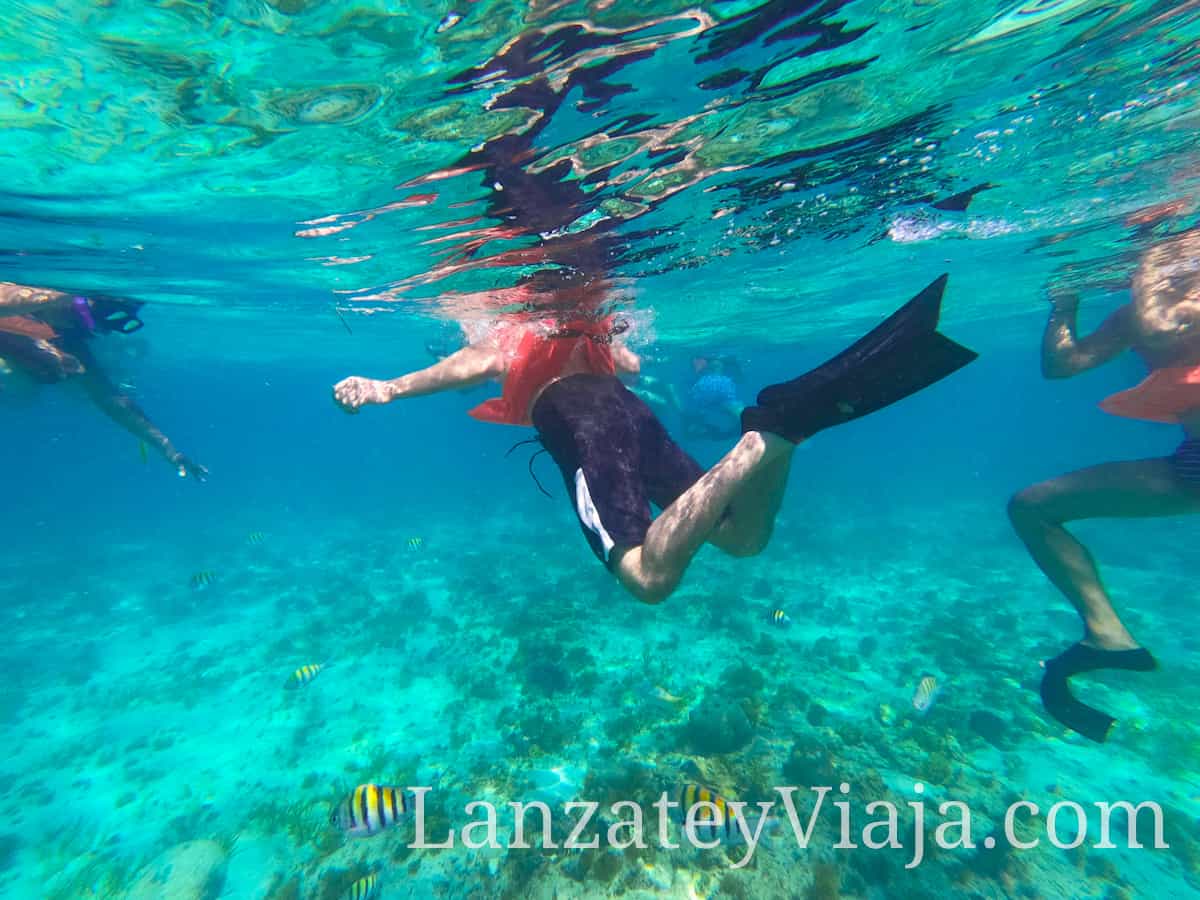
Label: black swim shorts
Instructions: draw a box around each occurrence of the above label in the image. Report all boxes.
[531,374,706,566]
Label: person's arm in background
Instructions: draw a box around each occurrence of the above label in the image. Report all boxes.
[71,341,208,480]
[0,282,72,314]
[615,344,684,413]
[333,344,505,412]
[1041,290,1134,379]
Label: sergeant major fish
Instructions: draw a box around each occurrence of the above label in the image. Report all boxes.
[912,673,941,714]
[284,663,325,690]
[343,872,380,900]
[190,571,217,590]
[677,783,779,846]
[332,783,412,837]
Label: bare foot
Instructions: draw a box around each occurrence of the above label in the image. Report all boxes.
[333,376,394,413]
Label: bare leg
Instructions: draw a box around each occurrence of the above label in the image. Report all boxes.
[333,345,502,412]
[615,431,793,602]
[708,450,793,556]
[1008,457,1200,649]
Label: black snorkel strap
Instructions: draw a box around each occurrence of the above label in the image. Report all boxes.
[505,437,553,499]
[545,317,630,345]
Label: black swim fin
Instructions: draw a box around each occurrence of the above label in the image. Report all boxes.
[930,182,995,212]
[1039,643,1157,743]
[742,275,978,442]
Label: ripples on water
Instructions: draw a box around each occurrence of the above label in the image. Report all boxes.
[2,0,1198,340]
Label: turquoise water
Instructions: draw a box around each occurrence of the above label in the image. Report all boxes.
[3,1,1200,898]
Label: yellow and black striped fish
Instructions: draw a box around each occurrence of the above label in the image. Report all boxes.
[407,536,423,549]
[912,673,940,714]
[343,872,380,900]
[284,663,325,690]
[190,571,217,590]
[769,609,790,626]
[247,531,266,546]
[678,784,739,841]
[332,783,411,837]
[677,783,772,845]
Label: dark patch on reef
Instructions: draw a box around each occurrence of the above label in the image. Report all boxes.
[503,698,581,756]
[968,710,1009,748]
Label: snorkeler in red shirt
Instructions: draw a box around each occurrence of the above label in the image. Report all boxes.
[1009,227,1200,742]
[333,274,976,604]
[329,11,977,604]
[0,281,207,480]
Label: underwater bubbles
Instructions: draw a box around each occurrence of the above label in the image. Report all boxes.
[270,84,382,126]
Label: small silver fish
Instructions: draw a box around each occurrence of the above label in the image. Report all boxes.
[436,11,462,33]
[652,685,683,705]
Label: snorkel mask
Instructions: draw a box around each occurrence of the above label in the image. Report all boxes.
[85,296,146,335]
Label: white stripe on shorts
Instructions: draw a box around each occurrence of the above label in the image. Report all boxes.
[574,467,616,560]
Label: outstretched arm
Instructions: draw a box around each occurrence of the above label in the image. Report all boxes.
[333,344,504,413]
[1041,291,1135,379]
[0,282,72,314]
[71,343,207,480]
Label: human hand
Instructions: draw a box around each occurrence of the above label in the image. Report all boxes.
[332,376,393,413]
[169,451,208,482]
[1048,289,1080,315]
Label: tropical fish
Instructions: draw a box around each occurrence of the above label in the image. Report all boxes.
[332,783,412,837]
[190,571,217,590]
[407,537,423,549]
[652,685,684,705]
[284,663,325,690]
[247,531,266,546]
[768,609,790,627]
[343,872,380,900]
[677,784,776,845]
[138,441,148,464]
[436,11,462,33]
[912,674,940,713]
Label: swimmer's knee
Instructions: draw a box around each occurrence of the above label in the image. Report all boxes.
[1007,490,1031,525]
[615,550,679,604]
[723,526,772,558]
[1008,485,1051,529]
[629,576,677,605]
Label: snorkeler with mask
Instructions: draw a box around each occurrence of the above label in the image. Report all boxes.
[334,274,976,604]
[0,282,207,480]
[329,11,978,605]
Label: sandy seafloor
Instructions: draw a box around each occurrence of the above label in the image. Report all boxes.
[1,482,1197,900]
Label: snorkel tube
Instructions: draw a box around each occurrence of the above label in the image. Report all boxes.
[72,296,96,333]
